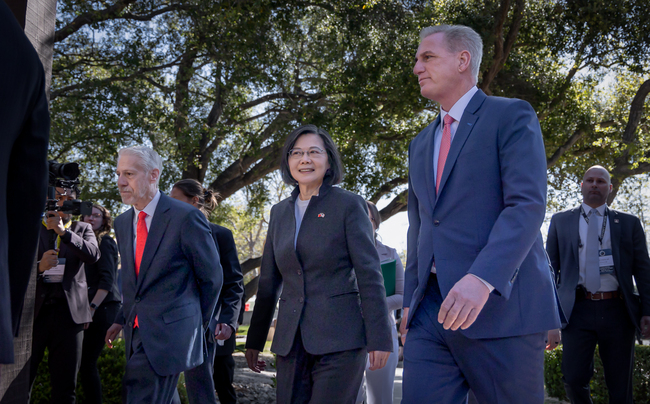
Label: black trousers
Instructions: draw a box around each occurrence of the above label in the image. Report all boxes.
[79,301,121,404]
[562,296,636,404]
[29,299,84,404]
[275,329,366,404]
[213,354,237,404]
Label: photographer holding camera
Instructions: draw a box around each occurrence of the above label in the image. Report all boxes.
[28,184,100,404]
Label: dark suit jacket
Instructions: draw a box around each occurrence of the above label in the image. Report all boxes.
[84,235,121,304]
[0,1,49,364]
[114,192,223,376]
[546,206,650,331]
[405,89,562,339]
[208,223,244,356]
[246,185,393,356]
[35,221,100,324]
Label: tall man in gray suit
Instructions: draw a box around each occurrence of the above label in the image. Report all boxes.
[401,25,561,403]
[105,146,222,403]
[546,165,650,403]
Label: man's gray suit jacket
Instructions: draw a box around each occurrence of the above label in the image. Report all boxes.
[246,184,393,356]
[546,206,650,331]
[114,192,223,376]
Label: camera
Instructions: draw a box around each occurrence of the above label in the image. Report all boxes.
[46,160,93,216]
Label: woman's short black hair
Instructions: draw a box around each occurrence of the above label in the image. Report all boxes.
[280,124,344,186]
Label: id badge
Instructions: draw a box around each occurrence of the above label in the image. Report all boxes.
[43,258,65,283]
[598,249,615,275]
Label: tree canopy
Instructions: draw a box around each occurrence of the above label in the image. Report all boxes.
[50,0,650,221]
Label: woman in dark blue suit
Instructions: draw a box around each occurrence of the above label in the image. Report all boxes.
[245,125,393,403]
[170,179,244,404]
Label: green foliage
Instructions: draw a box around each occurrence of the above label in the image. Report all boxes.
[30,338,189,404]
[544,344,650,403]
[51,0,650,219]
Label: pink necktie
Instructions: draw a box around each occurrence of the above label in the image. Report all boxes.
[436,114,455,194]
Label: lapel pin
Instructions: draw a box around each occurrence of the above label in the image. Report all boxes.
[614,218,619,223]
[318,213,325,218]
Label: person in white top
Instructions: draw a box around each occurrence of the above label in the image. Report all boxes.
[356,201,405,404]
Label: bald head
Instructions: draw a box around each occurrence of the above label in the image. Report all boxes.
[581,165,612,208]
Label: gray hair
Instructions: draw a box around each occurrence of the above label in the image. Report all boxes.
[117,146,163,187]
[420,25,483,83]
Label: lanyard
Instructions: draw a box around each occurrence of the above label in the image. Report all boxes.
[42,218,72,250]
[580,207,608,246]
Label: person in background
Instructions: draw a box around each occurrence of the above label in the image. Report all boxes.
[171,179,244,404]
[245,124,393,403]
[356,201,405,404]
[29,186,100,404]
[546,165,650,403]
[80,204,121,404]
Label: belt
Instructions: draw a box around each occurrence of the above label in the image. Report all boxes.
[580,290,620,301]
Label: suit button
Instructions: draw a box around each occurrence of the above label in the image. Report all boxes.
[135,297,140,303]
[299,297,304,303]
[297,270,302,276]
[128,321,133,327]
[434,220,440,226]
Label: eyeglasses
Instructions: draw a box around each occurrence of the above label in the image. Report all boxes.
[288,148,326,160]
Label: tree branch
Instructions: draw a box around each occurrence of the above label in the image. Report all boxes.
[378,189,408,222]
[479,0,525,93]
[50,58,182,100]
[55,1,196,43]
[368,177,407,203]
[236,91,324,112]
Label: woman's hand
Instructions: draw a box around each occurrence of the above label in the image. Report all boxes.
[368,350,391,371]
[245,349,267,373]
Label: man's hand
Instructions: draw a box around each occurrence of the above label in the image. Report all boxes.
[641,316,650,339]
[245,349,267,373]
[215,323,233,340]
[105,323,123,348]
[368,351,391,371]
[546,328,561,350]
[45,211,66,235]
[438,274,490,330]
[38,249,59,273]
[399,307,410,346]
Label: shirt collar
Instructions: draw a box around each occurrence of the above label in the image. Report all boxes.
[134,190,161,220]
[440,86,479,123]
[581,202,607,216]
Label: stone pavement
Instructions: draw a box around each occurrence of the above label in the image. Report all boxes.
[228,353,566,403]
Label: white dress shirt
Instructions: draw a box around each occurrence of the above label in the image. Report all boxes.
[429,86,492,292]
[578,202,618,292]
[432,86,479,181]
[132,190,161,256]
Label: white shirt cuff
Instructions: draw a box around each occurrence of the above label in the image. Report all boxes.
[470,274,494,293]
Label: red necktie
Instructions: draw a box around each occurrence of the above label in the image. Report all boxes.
[135,211,148,276]
[436,114,455,194]
[134,211,147,328]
